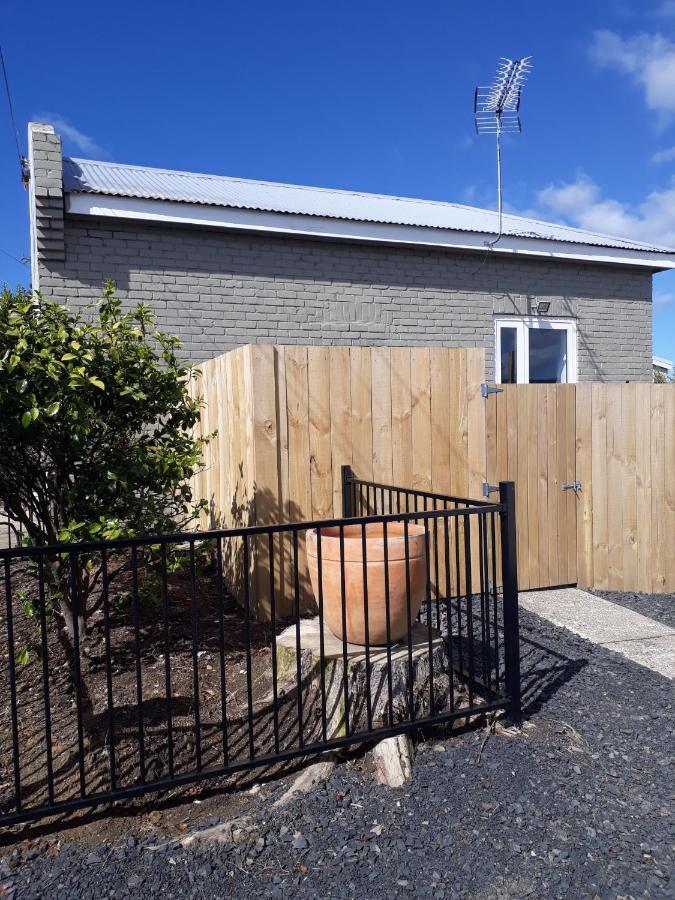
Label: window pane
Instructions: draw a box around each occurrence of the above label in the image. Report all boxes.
[500,327,518,383]
[529,328,566,383]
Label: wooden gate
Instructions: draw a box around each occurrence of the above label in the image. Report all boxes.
[486,385,577,590]
[576,383,675,593]
[486,382,675,593]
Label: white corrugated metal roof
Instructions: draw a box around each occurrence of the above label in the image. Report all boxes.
[62,157,674,255]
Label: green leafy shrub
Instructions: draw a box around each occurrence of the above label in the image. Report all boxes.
[0,282,210,639]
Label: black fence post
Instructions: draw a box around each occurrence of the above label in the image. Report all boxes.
[499,481,521,724]
[342,465,354,518]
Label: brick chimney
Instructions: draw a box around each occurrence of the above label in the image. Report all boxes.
[28,122,64,290]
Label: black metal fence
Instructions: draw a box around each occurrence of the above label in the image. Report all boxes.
[0,473,519,827]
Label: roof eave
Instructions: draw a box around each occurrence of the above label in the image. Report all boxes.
[65,193,675,270]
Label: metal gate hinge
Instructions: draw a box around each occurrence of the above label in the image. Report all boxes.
[483,482,499,497]
[481,383,504,399]
[562,480,582,494]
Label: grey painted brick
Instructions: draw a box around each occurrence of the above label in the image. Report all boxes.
[34,217,653,381]
[29,124,65,265]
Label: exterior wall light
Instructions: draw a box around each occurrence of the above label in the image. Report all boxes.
[535,301,551,314]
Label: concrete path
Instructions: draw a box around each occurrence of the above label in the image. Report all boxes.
[519,587,675,679]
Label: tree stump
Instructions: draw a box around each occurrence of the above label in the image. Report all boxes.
[276,618,468,740]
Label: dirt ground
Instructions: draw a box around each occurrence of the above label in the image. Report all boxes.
[0,551,311,844]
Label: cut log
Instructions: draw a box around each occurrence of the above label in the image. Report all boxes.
[371,733,414,787]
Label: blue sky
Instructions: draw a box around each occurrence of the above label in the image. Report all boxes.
[1,0,674,362]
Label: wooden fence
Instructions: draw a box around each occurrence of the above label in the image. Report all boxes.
[191,344,675,616]
[191,344,487,616]
[192,344,487,524]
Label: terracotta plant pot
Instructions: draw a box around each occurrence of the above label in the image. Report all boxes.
[306,522,427,646]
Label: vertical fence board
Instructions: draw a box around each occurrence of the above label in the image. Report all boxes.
[430,349,451,496]
[241,348,259,610]
[565,386,577,584]
[665,388,675,591]
[513,388,529,589]
[285,346,312,609]
[371,347,393,491]
[285,344,312,524]
[526,389,540,590]
[546,385,559,587]
[411,348,432,493]
[575,384,593,588]
[429,349,451,593]
[216,353,230,527]
[606,386,624,591]
[276,347,294,613]
[621,385,638,590]
[466,351,486,504]
[350,347,374,492]
[308,347,334,521]
[651,388,666,592]
[249,346,282,617]
[448,349,469,498]
[536,388,550,586]
[465,351,486,594]
[206,354,220,525]
[590,385,609,590]
[635,383,652,593]
[391,347,413,496]
[329,346,353,518]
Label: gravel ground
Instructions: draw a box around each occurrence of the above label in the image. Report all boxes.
[2,607,673,899]
[589,590,675,630]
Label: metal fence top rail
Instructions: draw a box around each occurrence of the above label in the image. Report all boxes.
[0,503,503,560]
[348,476,498,509]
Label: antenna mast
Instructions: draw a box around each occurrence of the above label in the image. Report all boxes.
[474,57,532,248]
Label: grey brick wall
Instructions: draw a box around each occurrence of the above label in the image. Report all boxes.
[36,217,653,381]
[28,123,65,271]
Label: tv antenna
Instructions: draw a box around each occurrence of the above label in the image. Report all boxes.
[474,57,532,248]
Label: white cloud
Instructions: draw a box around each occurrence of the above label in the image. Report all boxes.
[537,177,600,219]
[651,145,675,163]
[462,184,477,203]
[533,172,675,249]
[654,291,674,306]
[589,30,675,121]
[35,113,108,158]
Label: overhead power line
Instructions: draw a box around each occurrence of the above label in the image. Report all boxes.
[0,246,29,267]
[0,43,28,182]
